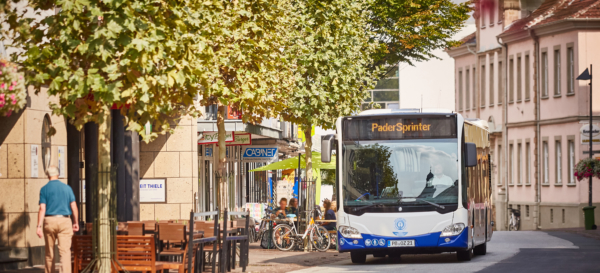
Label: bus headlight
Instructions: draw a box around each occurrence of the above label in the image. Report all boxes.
[440,223,465,237]
[338,226,363,239]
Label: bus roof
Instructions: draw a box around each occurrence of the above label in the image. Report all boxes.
[357,108,454,116]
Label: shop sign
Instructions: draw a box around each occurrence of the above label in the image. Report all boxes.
[580,124,600,145]
[242,146,279,162]
[31,145,39,178]
[140,179,166,203]
[219,133,252,146]
[205,147,213,157]
[58,146,66,178]
[198,131,234,144]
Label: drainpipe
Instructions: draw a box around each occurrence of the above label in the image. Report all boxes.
[530,30,542,230]
[497,36,509,230]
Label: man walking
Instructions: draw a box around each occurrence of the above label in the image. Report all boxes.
[36,166,79,273]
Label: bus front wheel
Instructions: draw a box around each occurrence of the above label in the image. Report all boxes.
[351,252,367,264]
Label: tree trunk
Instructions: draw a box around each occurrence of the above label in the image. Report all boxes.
[304,125,313,184]
[217,102,227,211]
[97,106,112,273]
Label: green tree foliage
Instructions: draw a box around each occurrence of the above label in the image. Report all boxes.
[281,0,380,183]
[369,0,471,69]
[2,0,208,140]
[195,0,297,210]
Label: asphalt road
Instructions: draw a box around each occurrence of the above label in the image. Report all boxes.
[290,231,600,273]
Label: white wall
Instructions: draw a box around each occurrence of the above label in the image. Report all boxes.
[399,23,477,111]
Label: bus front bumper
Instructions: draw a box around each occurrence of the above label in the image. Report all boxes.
[337,228,469,253]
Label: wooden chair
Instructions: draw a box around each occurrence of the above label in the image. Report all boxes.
[128,222,146,236]
[72,235,93,273]
[116,235,164,272]
[189,210,220,273]
[142,220,157,233]
[221,209,250,273]
[85,223,93,235]
[157,223,187,261]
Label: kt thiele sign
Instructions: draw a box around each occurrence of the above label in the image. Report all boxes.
[242,146,279,162]
[140,179,166,203]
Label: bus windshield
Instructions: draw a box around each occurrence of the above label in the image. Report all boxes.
[342,139,459,209]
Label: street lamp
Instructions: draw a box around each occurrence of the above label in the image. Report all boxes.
[577,65,596,230]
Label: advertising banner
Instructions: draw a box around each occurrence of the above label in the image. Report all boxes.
[242,145,279,162]
[140,179,166,203]
[198,131,234,144]
[218,133,252,146]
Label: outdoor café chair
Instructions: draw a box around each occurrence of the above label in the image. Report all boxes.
[157,223,187,261]
[189,209,221,273]
[220,209,250,273]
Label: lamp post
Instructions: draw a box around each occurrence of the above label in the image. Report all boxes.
[577,65,596,230]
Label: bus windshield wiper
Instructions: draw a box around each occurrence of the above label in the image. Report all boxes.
[396,196,446,210]
[352,203,383,212]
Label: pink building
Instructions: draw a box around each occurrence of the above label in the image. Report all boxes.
[447,0,600,230]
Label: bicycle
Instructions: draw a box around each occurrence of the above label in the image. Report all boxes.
[508,208,520,231]
[271,207,331,252]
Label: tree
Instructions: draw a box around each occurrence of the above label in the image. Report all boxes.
[196,0,297,211]
[280,0,380,187]
[281,0,469,202]
[2,0,208,271]
[368,0,471,70]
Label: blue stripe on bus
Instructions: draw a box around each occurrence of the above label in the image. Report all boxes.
[338,228,468,251]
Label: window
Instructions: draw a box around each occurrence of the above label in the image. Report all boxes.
[525,55,531,100]
[543,141,549,184]
[568,47,575,94]
[466,69,470,110]
[498,144,503,186]
[526,142,531,185]
[554,49,561,96]
[568,140,575,184]
[481,65,486,107]
[459,71,463,111]
[498,61,503,104]
[509,58,514,102]
[509,144,514,185]
[490,63,494,105]
[204,104,218,120]
[489,0,495,24]
[542,52,549,97]
[556,140,562,184]
[517,143,522,185]
[517,56,522,101]
[473,67,477,109]
[42,115,52,172]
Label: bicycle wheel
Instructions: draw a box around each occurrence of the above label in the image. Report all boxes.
[310,226,331,252]
[272,224,296,251]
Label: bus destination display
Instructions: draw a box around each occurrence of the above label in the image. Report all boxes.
[343,116,457,140]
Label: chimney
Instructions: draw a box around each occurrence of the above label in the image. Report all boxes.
[504,0,521,26]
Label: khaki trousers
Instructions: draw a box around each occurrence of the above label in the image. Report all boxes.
[43,217,73,273]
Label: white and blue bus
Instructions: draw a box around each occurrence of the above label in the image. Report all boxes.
[321,109,493,263]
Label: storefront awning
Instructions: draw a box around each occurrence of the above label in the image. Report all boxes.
[248,152,335,172]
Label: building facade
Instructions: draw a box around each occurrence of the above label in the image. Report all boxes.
[447,0,600,230]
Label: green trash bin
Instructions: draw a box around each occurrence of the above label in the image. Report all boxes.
[583,206,596,230]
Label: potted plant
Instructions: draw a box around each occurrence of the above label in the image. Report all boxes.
[574,158,600,181]
[0,59,26,117]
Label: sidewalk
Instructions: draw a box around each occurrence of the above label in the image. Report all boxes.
[2,243,349,273]
[549,227,600,241]
[230,243,349,273]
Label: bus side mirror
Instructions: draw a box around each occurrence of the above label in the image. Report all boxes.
[465,142,477,167]
[321,134,335,163]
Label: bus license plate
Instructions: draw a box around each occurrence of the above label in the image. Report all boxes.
[388,240,415,247]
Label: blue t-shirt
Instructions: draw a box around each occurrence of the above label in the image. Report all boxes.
[39,180,76,216]
[324,209,336,228]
